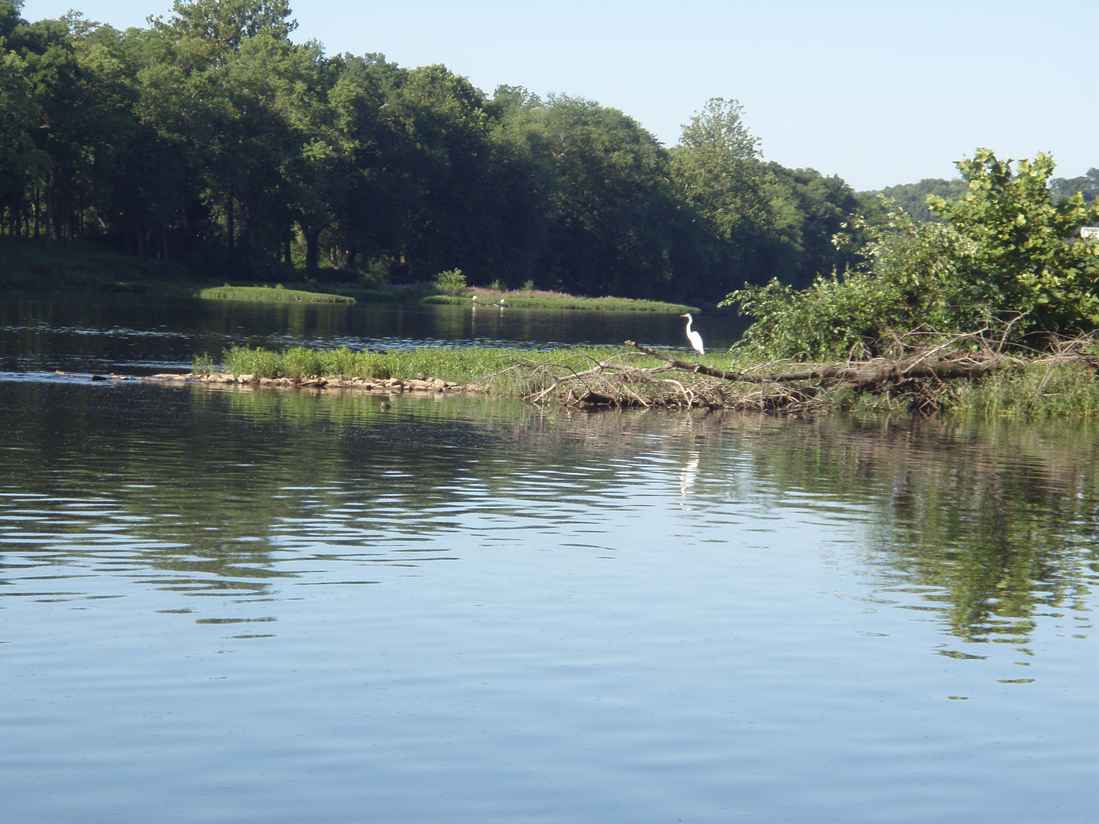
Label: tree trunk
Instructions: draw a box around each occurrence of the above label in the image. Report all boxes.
[303,224,321,272]
[226,194,235,251]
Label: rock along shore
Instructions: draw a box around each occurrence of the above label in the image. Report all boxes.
[144,372,488,394]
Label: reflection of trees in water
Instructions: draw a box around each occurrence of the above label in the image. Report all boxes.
[726,415,1099,644]
[0,384,673,596]
[4,382,1099,646]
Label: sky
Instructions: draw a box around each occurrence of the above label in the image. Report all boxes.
[21,0,1099,190]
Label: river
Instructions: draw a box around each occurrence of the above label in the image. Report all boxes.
[2,296,1097,822]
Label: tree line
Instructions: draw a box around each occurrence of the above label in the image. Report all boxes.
[861,169,1099,222]
[0,0,863,301]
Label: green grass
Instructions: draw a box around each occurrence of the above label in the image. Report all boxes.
[197,285,356,305]
[208,343,702,397]
[424,287,698,313]
[213,344,729,381]
[946,362,1099,420]
[198,343,1099,418]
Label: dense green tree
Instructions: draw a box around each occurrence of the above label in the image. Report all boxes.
[1,0,873,300]
[929,150,1099,330]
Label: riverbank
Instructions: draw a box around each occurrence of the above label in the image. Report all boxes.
[170,341,1099,418]
[0,238,195,295]
[422,287,699,313]
[1,239,699,313]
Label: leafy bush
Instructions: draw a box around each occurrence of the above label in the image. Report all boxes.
[433,268,467,294]
[724,149,1099,359]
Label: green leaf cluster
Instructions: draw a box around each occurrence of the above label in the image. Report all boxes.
[725,149,1099,359]
[432,267,466,295]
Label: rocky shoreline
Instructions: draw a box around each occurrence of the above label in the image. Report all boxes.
[144,372,487,394]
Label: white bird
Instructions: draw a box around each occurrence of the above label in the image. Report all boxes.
[680,313,704,356]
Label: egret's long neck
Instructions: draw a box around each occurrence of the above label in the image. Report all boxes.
[684,315,693,335]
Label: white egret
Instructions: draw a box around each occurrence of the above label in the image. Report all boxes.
[680,313,704,356]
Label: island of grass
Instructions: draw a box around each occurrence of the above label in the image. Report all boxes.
[421,287,698,313]
[197,285,356,305]
[161,337,1099,420]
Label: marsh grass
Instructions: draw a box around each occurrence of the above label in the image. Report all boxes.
[423,288,698,313]
[201,343,1099,419]
[215,344,676,391]
[197,285,356,305]
[947,362,1099,419]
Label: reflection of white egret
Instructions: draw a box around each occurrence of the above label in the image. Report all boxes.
[679,313,704,356]
[497,297,506,310]
[679,451,700,497]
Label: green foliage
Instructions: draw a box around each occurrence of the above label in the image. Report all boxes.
[0,1,887,304]
[928,150,1099,330]
[948,363,1099,420]
[191,352,215,375]
[216,344,644,389]
[223,345,282,377]
[726,149,1099,359]
[433,267,466,294]
[862,178,969,222]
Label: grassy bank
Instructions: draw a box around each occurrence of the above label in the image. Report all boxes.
[198,344,672,396]
[197,285,356,305]
[0,240,700,312]
[186,342,1099,419]
[424,287,698,313]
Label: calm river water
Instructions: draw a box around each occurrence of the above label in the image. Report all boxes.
[2,297,1098,822]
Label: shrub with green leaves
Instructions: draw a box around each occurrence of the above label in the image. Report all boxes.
[433,268,467,294]
[723,149,1099,359]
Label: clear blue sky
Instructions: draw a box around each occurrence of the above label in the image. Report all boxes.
[23,0,1099,190]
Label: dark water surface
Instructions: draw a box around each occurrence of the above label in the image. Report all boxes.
[0,294,747,376]
[2,297,1099,822]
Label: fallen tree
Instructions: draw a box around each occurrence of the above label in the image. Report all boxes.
[523,329,1099,413]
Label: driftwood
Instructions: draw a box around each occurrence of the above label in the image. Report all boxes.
[525,329,1099,412]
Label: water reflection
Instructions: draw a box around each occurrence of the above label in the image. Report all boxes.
[6,382,1099,822]
[2,383,1098,655]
